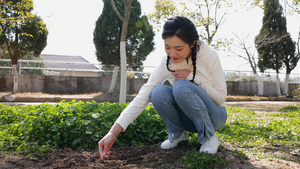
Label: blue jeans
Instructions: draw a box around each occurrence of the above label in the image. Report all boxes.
[150,79,227,144]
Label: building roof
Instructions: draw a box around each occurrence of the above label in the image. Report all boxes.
[42,54,100,70]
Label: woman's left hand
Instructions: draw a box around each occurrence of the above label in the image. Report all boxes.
[173,69,191,81]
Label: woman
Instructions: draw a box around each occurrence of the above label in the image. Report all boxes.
[98,16,227,160]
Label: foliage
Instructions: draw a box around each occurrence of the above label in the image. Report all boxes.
[255,0,296,74]
[0,100,166,156]
[0,0,34,35]
[93,0,155,70]
[0,0,48,63]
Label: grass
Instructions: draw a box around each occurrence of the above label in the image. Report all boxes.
[219,104,299,162]
[0,92,298,100]
[177,103,300,168]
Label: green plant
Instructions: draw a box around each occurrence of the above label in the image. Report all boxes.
[0,100,166,157]
[180,150,229,169]
[280,105,299,112]
[217,105,300,162]
[118,105,167,146]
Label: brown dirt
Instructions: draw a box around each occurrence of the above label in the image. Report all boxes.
[0,94,299,169]
[0,145,187,169]
[1,141,299,169]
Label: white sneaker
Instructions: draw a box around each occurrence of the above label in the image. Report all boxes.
[199,133,220,154]
[161,131,189,149]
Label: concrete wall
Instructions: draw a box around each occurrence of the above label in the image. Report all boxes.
[0,74,299,96]
[226,81,299,96]
[0,74,148,94]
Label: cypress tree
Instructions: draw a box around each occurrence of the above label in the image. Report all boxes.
[93,0,155,71]
[255,0,296,95]
[255,0,284,73]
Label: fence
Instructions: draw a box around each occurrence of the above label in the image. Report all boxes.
[0,59,155,77]
[0,74,299,96]
[1,59,300,82]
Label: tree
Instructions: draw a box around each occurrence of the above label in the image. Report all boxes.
[149,0,234,50]
[94,0,155,95]
[250,0,300,12]
[282,33,298,94]
[233,33,264,95]
[281,0,300,94]
[255,0,294,96]
[0,0,48,93]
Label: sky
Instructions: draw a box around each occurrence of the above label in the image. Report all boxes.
[32,0,300,75]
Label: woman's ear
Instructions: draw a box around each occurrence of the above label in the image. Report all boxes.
[191,40,197,48]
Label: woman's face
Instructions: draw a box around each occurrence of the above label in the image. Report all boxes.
[164,35,192,63]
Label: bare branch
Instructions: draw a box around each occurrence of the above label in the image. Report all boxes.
[256,33,289,49]
[110,0,124,22]
[232,33,258,73]
[283,0,300,14]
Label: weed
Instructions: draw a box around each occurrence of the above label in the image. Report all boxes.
[180,150,230,169]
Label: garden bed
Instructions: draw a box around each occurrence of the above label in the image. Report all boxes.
[0,98,299,169]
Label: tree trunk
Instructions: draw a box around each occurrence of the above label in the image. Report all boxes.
[254,73,264,96]
[10,55,19,93]
[283,73,290,95]
[119,41,127,104]
[108,65,119,93]
[110,0,133,104]
[118,2,132,104]
[12,64,18,93]
[276,73,281,96]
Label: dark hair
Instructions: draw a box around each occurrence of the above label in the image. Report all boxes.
[162,16,199,83]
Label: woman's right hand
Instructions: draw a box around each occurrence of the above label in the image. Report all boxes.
[98,123,123,160]
[98,132,116,160]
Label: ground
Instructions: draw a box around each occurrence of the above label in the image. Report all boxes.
[0,94,299,169]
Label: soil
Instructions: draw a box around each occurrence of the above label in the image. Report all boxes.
[0,145,186,169]
[0,95,299,169]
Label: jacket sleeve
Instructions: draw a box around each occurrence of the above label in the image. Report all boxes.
[115,56,171,131]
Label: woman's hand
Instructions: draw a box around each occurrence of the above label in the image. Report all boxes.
[173,69,191,81]
[98,123,123,160]
[98,132,115,160]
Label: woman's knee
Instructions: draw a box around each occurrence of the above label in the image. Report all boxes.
[150,84,171,103]
[173,80,192,97]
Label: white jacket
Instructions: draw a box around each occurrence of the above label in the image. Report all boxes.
[116,40,227,131]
